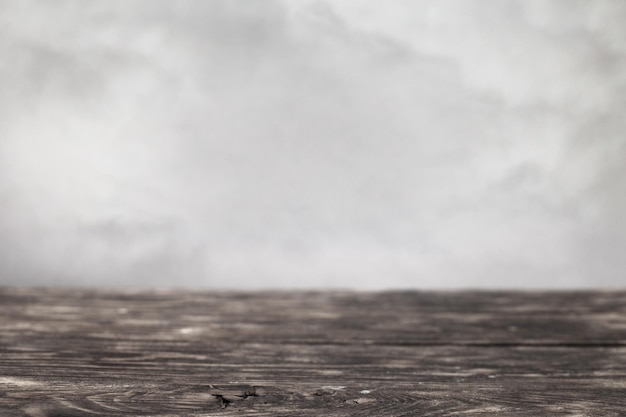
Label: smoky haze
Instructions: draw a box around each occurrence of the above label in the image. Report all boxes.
[1,0,625,288]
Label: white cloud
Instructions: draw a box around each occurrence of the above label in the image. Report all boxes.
[0,0,624,287]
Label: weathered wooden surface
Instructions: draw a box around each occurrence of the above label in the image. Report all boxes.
[0,288,625,416]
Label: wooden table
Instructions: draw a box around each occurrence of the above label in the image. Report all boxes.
[1,288,625,416]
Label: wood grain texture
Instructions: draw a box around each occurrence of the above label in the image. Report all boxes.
[0,288,625,416]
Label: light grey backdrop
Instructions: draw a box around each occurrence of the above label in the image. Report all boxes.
[1,0,625,288]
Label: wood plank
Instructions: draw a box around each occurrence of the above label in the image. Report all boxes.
[1,288,625,416]
[1,344,625,416]
[1,288,625,345]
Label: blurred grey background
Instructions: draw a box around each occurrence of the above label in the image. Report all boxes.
[1,0,625,288]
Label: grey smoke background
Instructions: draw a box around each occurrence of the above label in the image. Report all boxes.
[1,0,625,288]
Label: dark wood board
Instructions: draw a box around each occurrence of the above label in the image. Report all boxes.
[1,288,625,416]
